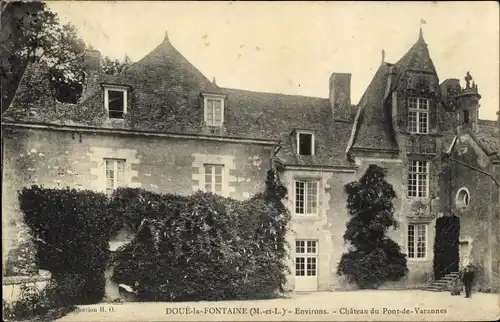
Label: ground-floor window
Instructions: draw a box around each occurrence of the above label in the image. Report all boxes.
[407,223,427,259]
[295,240,317,276]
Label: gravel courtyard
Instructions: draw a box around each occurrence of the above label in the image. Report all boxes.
[56,290,499,321]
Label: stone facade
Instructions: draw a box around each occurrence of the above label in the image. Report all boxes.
[2,126,274,276]
[2,27,499,294]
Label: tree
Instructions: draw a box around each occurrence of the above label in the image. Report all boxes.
[337,164,408,289]
[1,1,86,108]
[102,55,133,75]
[1,2,134,111]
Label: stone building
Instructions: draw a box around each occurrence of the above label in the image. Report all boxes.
[2,29,499,293]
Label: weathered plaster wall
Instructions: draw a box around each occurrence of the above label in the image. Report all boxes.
[355,156,436,289]
[440,134,500,292]
[2,127,273,275]
[281,168,356,291]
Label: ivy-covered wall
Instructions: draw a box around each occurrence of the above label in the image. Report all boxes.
[2,126,274,276]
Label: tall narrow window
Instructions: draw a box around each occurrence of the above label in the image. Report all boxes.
[408,223,427,259]
[205,99,224,126]
[408,97,429,134]
[204,164,224,194]
[104,87,128,119]
[105,159,126,196]
[408,160,429,197]
[295,180,319,215]
[463,110,470,124]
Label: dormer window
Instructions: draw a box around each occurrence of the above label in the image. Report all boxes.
[203,94,226,127]
[104,85,128,119]
[296,131,315,156]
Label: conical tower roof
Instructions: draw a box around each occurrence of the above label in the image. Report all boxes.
[395,28,436,74]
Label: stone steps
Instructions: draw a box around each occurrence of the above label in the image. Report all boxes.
[425,272,460,292]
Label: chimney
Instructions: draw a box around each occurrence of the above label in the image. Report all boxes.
[81,49,102,101]
[329,73,352,121]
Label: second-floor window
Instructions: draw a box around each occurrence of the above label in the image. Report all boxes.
[408,160,428,197]
[104,87,128,119]
[105,158,126,196]
[295,180,319,215]
[204,164,224,194]
[408,97,429,134]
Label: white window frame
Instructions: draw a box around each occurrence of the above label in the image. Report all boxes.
[203,163,225,194]
[408,97,429,134]
[203,93,226,127]
[294,179,319,216]
[407,223,428,260]
[296,130,315,156]
[407,160,429,198]
[104,158,126,196]
[104,85,128,119]
[295,240,318,277]
[455,187,470,210]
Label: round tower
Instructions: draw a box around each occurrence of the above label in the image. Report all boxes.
[456,71,481,133]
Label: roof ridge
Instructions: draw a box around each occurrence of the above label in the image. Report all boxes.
[221,87,328,100]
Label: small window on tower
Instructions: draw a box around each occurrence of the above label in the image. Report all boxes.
[297,132,314,156]
[463,110,470,124]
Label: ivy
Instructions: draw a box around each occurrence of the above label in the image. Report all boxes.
[110,169,291,301]
[337,165,408,289]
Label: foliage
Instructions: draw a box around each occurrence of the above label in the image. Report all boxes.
[18,186,113,304]
[1,2,133,110]
[102,55,133,75]
[111,169,291,301]
[1,1,85,106]
[3,281,77,321]
[337,164,408,289]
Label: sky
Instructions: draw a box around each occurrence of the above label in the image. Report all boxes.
[47,1,499,121]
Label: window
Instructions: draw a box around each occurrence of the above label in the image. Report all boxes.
[105,159,126,196]
[408,160,428,197]
[204,164,224,194]
[204,96,224,126]
[463,110,470,124]
[408,224,427,259]
[455,188,470,209]
[295,240,317,276]
[297,132,314,155]
[104,87,128,119]
[408,97,429,134]
[295,180,319,215]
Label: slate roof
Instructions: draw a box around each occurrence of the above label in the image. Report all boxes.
[349,62,398,152]
[476,119,499,155]
[3,29,495,168]
[219,87,354,166]
[349,29,438,153]
[2,35,355,167]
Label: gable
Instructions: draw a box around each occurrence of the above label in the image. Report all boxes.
[449,133,495,169]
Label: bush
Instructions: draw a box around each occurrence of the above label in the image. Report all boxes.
[18,186,113,304]
[337,165,408,289]
[2,280,77,321]
[110,169,290,301]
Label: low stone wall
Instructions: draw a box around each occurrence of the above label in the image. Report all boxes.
[2,273,51,303]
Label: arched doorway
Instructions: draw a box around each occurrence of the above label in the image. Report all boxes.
[433,215,460,280]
